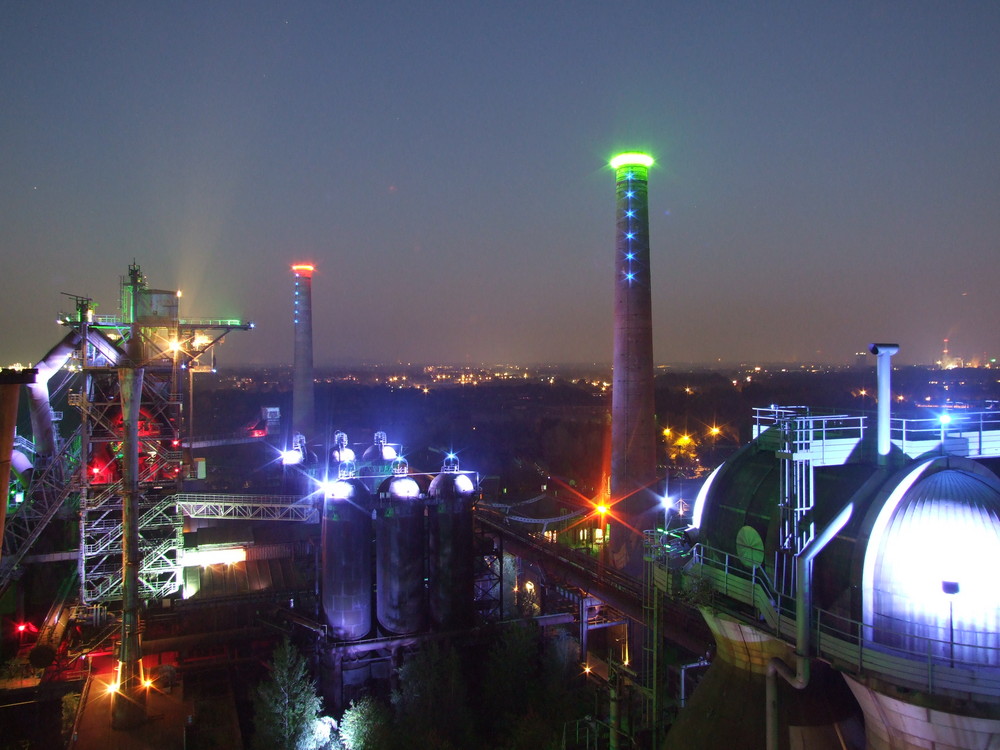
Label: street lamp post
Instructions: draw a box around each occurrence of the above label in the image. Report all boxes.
[942,580,960,667]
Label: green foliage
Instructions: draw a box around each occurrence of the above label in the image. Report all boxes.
[391,642,472,747]
[61,691,81,741]
[252,637,323,750]
[339,695,391,750]
[337,626,592,749]
[498,709,560,750]
[484,622,542,724]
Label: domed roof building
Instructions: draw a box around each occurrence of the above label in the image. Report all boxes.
[661,346,1000,750]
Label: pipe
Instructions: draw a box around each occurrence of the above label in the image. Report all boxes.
[26,331,81,458]
[869,343,899,464]
[0,370,37,565]
[111,332,146,730]
[679,656,711,708]
[766,502,853,750]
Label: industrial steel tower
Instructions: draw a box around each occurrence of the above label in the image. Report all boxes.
[291,264,316,442]
[609,152,658,574]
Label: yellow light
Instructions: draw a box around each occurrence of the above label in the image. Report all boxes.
[168,340,181,352]
[610,152,654,169]
[709,427,721,436]
[184,547,247,566]
[596,504,608,515]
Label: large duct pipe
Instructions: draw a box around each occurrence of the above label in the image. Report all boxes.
[26,327,123,461]
[609,152,658,576]
[869,343,899,464]
[26,331,82,458]
[111,332,146,729]
[765,502,853,750]
[0,369,37,565]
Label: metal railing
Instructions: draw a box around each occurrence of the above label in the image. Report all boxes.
[891,410,1000,459]
[668,541,1000,698]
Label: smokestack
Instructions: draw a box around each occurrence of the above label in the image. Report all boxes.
[609,152,658,574]
[291,264,316,441]
[869,343,899,464]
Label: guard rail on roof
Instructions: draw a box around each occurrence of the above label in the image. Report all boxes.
[652,539,1000,699]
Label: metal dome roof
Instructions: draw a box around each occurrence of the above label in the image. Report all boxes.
[865,464,1000,665]
[428,472,476,499]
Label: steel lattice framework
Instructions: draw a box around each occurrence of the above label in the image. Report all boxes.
[1,265,254,603]
[172,494,319,523]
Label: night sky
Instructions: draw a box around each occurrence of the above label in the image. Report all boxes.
[3,2,998,368]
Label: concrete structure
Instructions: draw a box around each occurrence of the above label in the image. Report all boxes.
[609,152,659,575]
[653,344,1000,749]
[291,263,316,442]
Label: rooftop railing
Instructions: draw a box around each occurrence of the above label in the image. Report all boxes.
[653,540,1000,698]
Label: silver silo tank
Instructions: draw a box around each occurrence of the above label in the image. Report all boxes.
[375,459,427,635]
[320,474,373,640]
[427,455,476,629]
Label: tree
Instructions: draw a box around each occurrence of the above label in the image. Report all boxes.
[253,637,324,750]
[339,695,392,750]
[391,642,472,747]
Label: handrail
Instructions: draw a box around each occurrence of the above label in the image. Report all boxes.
[678,542,1000,689]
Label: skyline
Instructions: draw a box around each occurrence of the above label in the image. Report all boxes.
[3,3,999,369]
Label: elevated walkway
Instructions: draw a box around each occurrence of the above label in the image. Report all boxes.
[656,539,1000,702]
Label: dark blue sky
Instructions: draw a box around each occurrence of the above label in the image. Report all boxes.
[3,2,998,367]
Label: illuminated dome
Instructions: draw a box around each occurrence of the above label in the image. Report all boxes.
[428,472,476,499]
[864,463,1000,665]
[322,477,370,502]
[362,431,398,461]
[332,430,355,462]
[384,473,421,501]
[333,446,356,462]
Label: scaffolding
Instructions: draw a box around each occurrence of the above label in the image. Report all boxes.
[0,265,253,603]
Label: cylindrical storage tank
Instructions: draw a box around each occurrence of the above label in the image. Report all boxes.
[360,431,398,493]
[375,465,427,635]
[321,478,373,641]
[427,466,476,630]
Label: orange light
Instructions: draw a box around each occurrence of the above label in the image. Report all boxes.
[291,263,315,275]
[596,504,608,515]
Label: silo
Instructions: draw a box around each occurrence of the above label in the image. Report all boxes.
[427,455,477,629]
[359,431,397,493]
[321,477,373,641]
[375,459,427,635]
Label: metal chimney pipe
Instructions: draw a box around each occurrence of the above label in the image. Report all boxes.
[111,326,147,729]
[869,343,899,463]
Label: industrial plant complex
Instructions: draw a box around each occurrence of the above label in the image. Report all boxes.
[2,154,1000,750]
